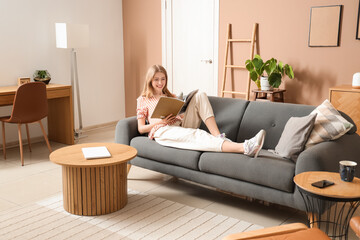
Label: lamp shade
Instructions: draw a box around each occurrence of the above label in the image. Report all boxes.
[55,23,89,49]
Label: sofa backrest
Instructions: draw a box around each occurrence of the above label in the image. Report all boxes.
[200,96,249,142]
[201,96,357,150]
[237,101,315,149]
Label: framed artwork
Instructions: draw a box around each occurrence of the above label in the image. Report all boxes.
[17,77,31,86]
[357,0,360,40]
[308,5,342,47]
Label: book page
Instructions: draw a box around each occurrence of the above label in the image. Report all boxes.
[179,89,198,114]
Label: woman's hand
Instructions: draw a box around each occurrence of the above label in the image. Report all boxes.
[137,114,176,134]
[153,114,176,125]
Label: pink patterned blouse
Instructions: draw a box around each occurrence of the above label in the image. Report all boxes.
[136,95,182,139]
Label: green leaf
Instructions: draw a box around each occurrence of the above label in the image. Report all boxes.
[278,61,283,69]
[264,64,270,76]
[268,73,282,88]
[268,59,277,75]
[285,64,294,79]
[253,58,264,70]
[245,61,254,71]
[250,71,258,81]
[278,61,284,75]
[254,54,262,60]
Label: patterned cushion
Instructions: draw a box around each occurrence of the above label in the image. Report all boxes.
[305,99,353,148]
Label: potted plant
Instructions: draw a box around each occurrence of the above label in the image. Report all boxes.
[245,55,294,90]
[33,70,51,84]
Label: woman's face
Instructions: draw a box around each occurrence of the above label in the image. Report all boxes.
[151,72,166,95]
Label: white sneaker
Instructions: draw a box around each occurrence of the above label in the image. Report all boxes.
[244,130,266,158]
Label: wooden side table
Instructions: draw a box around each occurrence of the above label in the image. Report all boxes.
[329,85,360,135]
[252,89,286,102]
[294,171,360,240]
[50,142,137,216]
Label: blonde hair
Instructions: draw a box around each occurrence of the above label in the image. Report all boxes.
[141,65,173,98]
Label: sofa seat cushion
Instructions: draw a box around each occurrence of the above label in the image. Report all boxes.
[198,150,296,193]
[130,136,202,170]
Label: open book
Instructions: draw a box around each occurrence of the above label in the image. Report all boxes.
[151,89,198,119]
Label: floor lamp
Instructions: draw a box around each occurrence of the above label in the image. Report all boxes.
[55,23,89,139]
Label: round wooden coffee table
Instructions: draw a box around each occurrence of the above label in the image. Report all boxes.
[50,142,137,216]
[294,171,360,239]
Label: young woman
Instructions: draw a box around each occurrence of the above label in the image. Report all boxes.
[137,64,266,157]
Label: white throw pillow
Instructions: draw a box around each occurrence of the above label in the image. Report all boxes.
[305,99,353,148]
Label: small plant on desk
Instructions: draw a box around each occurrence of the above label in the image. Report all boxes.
[33,70,51,84]
[245,55,294,89]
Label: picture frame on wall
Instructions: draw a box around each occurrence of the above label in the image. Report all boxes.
[308,5,342,47]
[357,0,360,40]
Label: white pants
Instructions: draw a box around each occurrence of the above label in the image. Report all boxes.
[153,92,224,152]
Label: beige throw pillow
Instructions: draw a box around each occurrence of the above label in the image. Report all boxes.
[305,99,353,148]
[274,114,317,161]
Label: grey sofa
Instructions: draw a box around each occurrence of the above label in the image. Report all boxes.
[115,97,360,211]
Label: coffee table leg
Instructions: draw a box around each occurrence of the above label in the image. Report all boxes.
[62,163,128,216]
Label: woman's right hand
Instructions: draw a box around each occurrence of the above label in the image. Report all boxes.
[155,114,176,125]
[137,114,176,134]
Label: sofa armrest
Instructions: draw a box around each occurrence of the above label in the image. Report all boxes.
[115,116,140,145]
[295,133,360,177]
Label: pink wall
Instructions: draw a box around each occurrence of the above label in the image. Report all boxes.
[123,0,360,116]
[123,0,162,117]
[219,0,360,105]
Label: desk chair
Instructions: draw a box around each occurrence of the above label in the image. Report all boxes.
[1,82,52,166]
[223,216,360,240]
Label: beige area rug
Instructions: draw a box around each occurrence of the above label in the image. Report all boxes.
[0,190,263,240]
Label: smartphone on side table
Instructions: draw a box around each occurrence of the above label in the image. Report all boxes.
[311,180,334,188]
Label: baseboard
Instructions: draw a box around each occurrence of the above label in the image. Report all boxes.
[81,121,118,132]
[2,136,45,150]
[3,121,118,150]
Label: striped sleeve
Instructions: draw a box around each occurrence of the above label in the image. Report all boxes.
[136,97,148,120]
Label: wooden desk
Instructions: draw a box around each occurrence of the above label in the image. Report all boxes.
[329,85,360,135]
[0,84,74,145]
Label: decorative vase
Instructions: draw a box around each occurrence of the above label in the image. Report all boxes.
[353,72,360,89]
[260,76,271,91]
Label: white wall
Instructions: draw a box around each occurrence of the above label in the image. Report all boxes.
[0,0,125,143]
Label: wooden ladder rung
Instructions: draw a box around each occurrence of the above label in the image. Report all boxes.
[225,65,246,69]
[221,23,258,100]
[228,39,251,43]
[222,91,246,95]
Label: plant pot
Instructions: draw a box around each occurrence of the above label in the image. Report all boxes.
[34,77,51,85]
[260,76,272,91]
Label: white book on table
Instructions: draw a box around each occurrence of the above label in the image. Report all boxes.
[81,146,111,159]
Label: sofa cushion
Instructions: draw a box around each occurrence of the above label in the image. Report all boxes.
[199,97,249,142]
[305,99,354,148]
[274,114,317,161]
[237,101,315,149]
[198,150,296,193]
[130,136,202,170]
